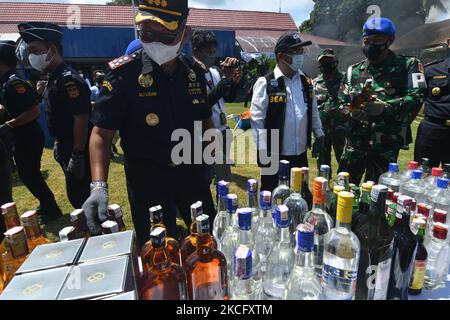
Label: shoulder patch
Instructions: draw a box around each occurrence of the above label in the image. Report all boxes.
[14,83,26,94]
[102,80,113,92]
[108,54,135,70]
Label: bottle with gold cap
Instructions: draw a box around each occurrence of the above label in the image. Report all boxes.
[284,168,309,246]
[2,226,30,285]
[322,191,360,300]
[351,183,373,231]
[330,185,345,224]
[303,177,333,278]
[20,210,50,252]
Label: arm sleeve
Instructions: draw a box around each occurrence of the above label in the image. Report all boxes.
[6,79,38,113]
[59,76,92,116]
[250,77,269,150]
[311,94,325,138]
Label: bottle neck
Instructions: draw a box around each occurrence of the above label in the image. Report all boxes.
[218,195,227,212]
[301,173,309,191]
[248,192,258,208]
[336,220,351,230]
[295,249,315,271]
[259,207,272,219]
[197,233,215,248]
[278,226,291,243]
[229,212,238,228]
[369,192,388,222]
[238,228,253,246]
[279,177,289,187]
[313,201,327,211]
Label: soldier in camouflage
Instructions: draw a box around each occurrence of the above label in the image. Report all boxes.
[337,17,427,185]
[313,49,346,176]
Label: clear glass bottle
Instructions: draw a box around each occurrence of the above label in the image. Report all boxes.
[423,168,444,194]
[263,205,295,300]
[426,178,450,225]
[386,195,418,300]
[272,160,291,223]
[185,214,228,300]
[378,163,402,192]
[322,191,360,300]
[213,180,230,249]
[400,170,425,204]
[220,194,239,286]
[284,223,322,300]
[247,179,259,229]
[284,167,309,246]
[399,160,419,184]
[20,210,50,252]
[254,191,276,277]
[141,227,188,300]
[303,177,334,278]
[418,157,431,178]
[232,245,263,300]
[354,185,394,300]
[424,222,449,290]
[424,208,447,247]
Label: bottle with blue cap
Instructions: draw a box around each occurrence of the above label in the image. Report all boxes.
[399,170,425,204]
[284,168,309,247]
[213,180,230,250]
[379,163,402,192]
[247,179,260,229]
[426,177,450,224]
[284,223,322,300]
[232,245,262,300]
[423,167,444,194]
[263,205,295,300]
[272,160,292,222]
[254,191,276,276]
[220,194,240,286]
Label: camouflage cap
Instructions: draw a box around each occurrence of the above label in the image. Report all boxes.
[317,48,336,61]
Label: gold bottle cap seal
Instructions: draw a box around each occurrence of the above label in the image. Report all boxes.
[336,191,354,224]
[333,186,345,194]
[290,168,302,193]
[361,183,373,192]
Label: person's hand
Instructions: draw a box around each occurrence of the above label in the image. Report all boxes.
[36,80,47,96]
[0,123,11,136]
[231,67,242,84]
[221,57,239,79]
[351,110,369,123]
[67,153,85,180]
[364,98,388,116]
[82,182,109,235]
[312,136,325,159]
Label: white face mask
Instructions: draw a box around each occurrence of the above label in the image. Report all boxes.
[141,39,183,66]
[28,50,52,72]
[287,54,304,71]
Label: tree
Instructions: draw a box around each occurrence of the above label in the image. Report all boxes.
[107,0,132,5]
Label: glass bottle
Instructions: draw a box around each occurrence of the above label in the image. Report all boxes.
[1,202,20,251]
[20,210,50,252]
[336,172,350,191]
[101,220,120,234]
[319,164,332,211]
[354,185,394,300]
[386,195,418,300]
[300,167,313,210]
[272,160,291,223]
[2,226,29,285]
[409,218,428,295]
[330,185,345,224]
[220,194,239,285]
[141,227,188,300]
[351,186,361,216]
[425,208,447,247]
[424,222,449,290]
[254,191,276,277]
[303,177,334,278]
[70,209,90,240]
[426,178,450,225]
[180,201,208,266]
[284,223,322,300]
[247,179,259,229]
[352,182,372,231]
[232,245,262,300]
[284,167,309,245]
[107,204,127,231]
[378,163,402,192]
[263,205,295,300]
[322,191,360,300]
[418,157,431,178]
[399,160,419,184]
[142,205,180,268]
[213,180,229,249]
[400,170,425,204]
[185,214,228,300]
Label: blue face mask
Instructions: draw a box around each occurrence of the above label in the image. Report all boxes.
[287,54,304,71]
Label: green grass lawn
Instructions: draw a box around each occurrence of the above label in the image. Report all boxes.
[11,102,421,241]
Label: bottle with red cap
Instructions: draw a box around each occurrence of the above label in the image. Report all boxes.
[424,208,447,247]
[399,161,419,184]
[399,170,426,204]
[424,222,449,290]
[423,167,444,194]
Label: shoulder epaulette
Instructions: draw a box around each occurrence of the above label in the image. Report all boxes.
[108,53,137,70]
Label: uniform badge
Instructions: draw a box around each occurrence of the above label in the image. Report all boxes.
[188,69,197,82]
[102,80,113,92]
[14,84,26,94]
[146,113,160,127]
[432,87,441,96]
[270,79,279,87]
[138,74,154,88]
[66,86,80,99]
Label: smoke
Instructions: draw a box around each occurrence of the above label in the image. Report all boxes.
[427,0,450,23]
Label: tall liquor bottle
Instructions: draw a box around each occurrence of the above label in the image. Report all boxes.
[319,165,332,211]
[272,160,291,211]
[181,202,208,266]
[70,209,90,239]
[247,179,259,229]
[185,214,228,300]
[220,194,239,284]
[20,211,50,251]
[409,218,428,295]
[424,222,449,290]
[354,185,394,300]
[300,167,313,210]
[2,226,29,285]
[107,204,127,231]
[386,196,418,300]
[284,168,309,245]
[213,180,230,249]
[142,205,180,267]
[330,185,345,224]
[322,191,360,300]
[141,227,188,300]
[352,182,372,231]
[303,177,333,278]
[232,245,262,300]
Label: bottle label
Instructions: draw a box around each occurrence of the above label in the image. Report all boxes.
[366,258,392,300]
[322,263,357,299]
[410,260,427,290]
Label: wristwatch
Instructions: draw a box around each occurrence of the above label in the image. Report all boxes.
[90,181,108,192]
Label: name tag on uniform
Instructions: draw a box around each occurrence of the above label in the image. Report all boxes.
[269,95,287,104]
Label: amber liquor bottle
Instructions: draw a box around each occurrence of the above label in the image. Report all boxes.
[59,226,77,242]
[2,226,29,285]
[185,214,228,300]
[107,204,127,231]
[180,201,202,266]
[141,227,188,300]
[70,209,90,239]
[142,205,181,268]
[20,210,50,252]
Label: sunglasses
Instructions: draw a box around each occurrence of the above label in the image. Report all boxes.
[138,28,180,45]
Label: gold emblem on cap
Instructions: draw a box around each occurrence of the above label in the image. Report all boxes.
[146,113,160,127]
[188,69,197,82]
[432,87,441,96]
[138,74,154,88]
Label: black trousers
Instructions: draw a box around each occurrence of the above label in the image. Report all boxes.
[317,133,346,178]
[260,152,309,193]
[414,119,450,168]
[124,158,216,248]
[14,130,61,217]
[53,142,91,209]
[0,155,12,238]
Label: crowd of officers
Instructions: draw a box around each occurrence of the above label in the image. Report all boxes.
[0,0,448,248]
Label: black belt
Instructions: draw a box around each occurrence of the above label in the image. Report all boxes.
[425,116,450,127]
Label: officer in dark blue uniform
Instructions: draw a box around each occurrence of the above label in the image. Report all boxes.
[83,0,216,247]
[0,40,62,223]
[415,41,450,167]
[17,23,92,212]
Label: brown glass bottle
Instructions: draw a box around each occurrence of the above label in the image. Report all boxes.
[142,205,180,268]
[107,204,127,231]
[70,209,90,239]
[2,226,29,285]
[101,220,120,234]
[20,210,50,252]
[185,214,228,300]
[141,227,187,300]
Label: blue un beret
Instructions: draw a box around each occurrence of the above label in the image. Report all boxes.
[363,17,396,37]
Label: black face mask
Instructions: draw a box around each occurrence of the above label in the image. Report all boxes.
[362,42,389,61]
[319,62,337,75]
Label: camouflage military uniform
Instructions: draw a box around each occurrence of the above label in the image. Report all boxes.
[313,71,346,175]
[337,51,426,185]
